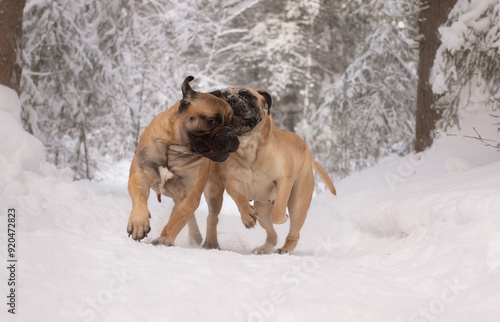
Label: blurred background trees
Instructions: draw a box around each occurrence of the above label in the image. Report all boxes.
[297,0,420,176]
[12,0,499,180]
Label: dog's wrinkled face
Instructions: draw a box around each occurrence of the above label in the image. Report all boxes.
[222,87,272,136]
[186,113,239,162]
[178,77,239,162]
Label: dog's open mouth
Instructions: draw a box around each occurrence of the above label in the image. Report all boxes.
[232,113,259,135]
[233,115,246,126]
[232,115,249,132]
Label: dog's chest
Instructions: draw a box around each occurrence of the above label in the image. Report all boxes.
[158,166,175,193]
[153,146,203,199]
[229,164,276,203]
[227,144,280,203]
[248,175,276,203]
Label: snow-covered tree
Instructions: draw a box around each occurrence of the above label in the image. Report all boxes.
[298,0,419,177]
[432,0,500,139]
[21,0,198,178]
[230,0,375,131]
[168,0,260,89]
[21,0,142,178]
[234,5,314,129]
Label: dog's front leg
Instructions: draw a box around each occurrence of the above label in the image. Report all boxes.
[270,179,294,224]
[152,195,202,246]
[225,183,259,229]
[151,162,210,247]
[127,161,152,241]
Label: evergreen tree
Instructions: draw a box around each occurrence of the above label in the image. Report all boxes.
[231,0,374,131]
[22,0,140,178]
[298,0,419,177]
[432,0,500,139]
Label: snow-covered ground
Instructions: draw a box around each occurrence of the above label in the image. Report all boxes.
[1,84,500,322]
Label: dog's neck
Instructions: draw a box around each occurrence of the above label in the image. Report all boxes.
[234,114,274,162]
[166,144,204,173]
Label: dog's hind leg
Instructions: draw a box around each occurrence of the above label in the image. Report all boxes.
[276,168,314,254]
[252,201,277,254]
[187,215,202,246]
[270,178,294,224]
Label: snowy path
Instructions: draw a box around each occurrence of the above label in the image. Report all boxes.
[1,85,500,322]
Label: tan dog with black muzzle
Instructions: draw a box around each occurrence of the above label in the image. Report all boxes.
[127,76,239,246]
[202,87,336,254]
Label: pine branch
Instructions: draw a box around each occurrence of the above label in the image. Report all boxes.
[25,0,72,57]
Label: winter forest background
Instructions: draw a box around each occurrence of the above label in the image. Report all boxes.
[11,0,500,180]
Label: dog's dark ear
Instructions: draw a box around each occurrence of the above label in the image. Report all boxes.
[182,76,196,99]
[209,90,223,98]
[257,90,272,114]
[179,76,196,113]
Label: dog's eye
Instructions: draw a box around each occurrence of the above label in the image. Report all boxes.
[238,89,252,98]
[205,114,222,127]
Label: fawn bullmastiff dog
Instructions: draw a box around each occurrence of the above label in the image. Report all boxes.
[127,76,239,246]
[202,87,336,254]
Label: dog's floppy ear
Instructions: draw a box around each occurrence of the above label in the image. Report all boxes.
[179,76,196,113]
[257,89,272,114]
[209,90,223,98]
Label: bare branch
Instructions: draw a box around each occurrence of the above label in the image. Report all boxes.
[444,127,500,151]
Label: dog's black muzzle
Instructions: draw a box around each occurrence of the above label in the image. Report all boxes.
[190,126,239,162]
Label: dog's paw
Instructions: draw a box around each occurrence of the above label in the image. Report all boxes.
[151,237,174,247]
[241,208,259,229]
[188,232,203,246]
[127,213,151,241]
[202,240,220,250]
[275,247,291,255]
[252,245,274,255]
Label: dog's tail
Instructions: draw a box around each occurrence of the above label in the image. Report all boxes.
[313,159,336,195]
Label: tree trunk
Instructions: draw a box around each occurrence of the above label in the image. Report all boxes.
[415,0,457,152]
[0,0,27,95]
